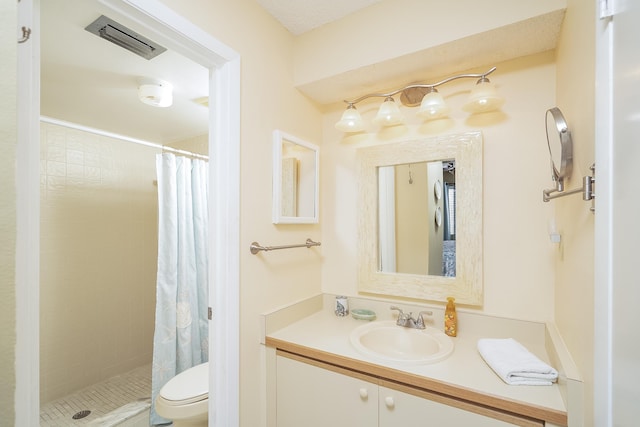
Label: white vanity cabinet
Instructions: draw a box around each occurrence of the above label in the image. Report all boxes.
[276,352,544,427]
[276,353,378,427]
[378,384,522,426]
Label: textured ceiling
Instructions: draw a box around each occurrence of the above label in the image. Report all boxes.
[254,0,384,35]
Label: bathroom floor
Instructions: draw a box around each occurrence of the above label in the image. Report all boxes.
[40,364,152,426]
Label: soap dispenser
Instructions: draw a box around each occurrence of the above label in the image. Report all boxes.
[444,297,457,337]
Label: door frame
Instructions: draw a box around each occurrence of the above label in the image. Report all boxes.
[594,10,612,425]
[15,1,241,425]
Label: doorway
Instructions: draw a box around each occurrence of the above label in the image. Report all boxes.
[16,0,240,425]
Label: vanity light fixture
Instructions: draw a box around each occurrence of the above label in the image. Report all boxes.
[335,67,503,133]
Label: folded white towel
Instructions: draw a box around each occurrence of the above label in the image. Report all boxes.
[477,338,558,386]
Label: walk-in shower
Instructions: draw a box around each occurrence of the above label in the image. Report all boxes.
[39,119,208,425]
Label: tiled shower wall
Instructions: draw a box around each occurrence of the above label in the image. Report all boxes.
[40,122,159,403]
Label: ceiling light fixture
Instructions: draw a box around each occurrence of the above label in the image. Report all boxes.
[138,78,173,108]
[335,67,503,133]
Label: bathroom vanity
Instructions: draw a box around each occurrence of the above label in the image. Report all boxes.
[262,295,580,427]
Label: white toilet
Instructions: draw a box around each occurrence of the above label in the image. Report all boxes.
[155,362,209,427]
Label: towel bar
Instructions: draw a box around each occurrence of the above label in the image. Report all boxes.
[250,238,321,255]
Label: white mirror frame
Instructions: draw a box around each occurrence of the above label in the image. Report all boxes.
[272,130,319,224]
[357,131,483,306]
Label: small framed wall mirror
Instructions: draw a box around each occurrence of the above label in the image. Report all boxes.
[272,130,319,224]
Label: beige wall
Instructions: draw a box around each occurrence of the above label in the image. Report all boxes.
[395,162,429,275]
[156,2,324,426]
[39,122,158,402]
[0,0,17,422]
[555,0,596,424]
[321,52,558,321]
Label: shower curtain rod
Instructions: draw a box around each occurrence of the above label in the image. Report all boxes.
[40,116,209,161]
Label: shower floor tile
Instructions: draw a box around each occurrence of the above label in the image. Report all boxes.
[40,364,152,426]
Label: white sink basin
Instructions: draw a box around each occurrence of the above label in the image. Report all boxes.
[350,320,454,365]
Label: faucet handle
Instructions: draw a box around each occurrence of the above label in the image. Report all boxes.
[390,306,407,325]
[390,306,404,316]
[415,310,433,328]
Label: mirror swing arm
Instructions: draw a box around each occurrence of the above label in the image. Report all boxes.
[541,107,595,211]
[542,164,595,205]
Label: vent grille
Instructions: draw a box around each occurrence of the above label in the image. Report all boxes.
[85,15,166,60]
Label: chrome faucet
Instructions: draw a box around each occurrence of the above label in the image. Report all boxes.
[390,306,433,329]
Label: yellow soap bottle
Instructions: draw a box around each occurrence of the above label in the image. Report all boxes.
[444,297,457,337]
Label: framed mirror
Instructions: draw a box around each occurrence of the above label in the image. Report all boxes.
[272,130,319,224]
[357,132,483,306]
[545,107,573,190]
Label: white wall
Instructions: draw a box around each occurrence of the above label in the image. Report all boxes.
[603,2,640,424]
[321,52,558,321]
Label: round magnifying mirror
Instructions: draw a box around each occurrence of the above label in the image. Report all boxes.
[545,107,573,190]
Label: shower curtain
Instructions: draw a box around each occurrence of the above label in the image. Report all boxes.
[150,153,209,425]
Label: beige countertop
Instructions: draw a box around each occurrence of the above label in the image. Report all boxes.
[264,294,568,426]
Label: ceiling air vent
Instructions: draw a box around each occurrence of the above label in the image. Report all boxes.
[85,15,167,60]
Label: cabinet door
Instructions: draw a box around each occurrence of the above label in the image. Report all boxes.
[276,355,378,427]
[379,385,521,427]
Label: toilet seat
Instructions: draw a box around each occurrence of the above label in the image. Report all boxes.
[159,362,209,405]
[156,362,209,426]
[158,392,207,406]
